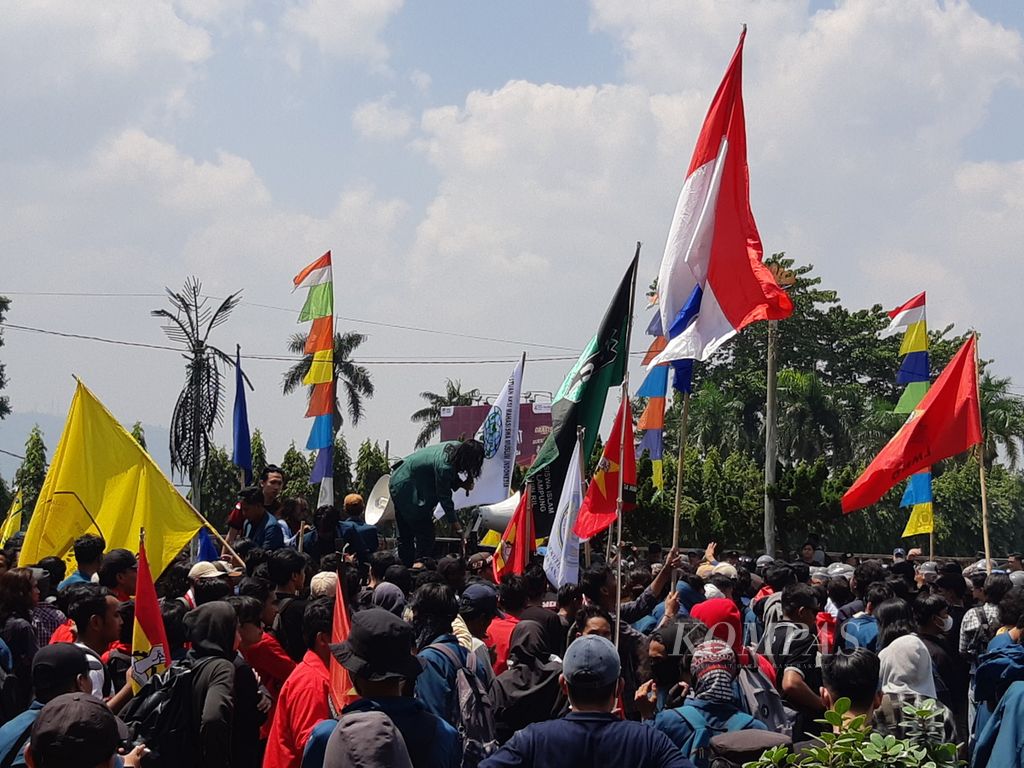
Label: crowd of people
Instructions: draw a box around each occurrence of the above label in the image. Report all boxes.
[2,465,1024,766]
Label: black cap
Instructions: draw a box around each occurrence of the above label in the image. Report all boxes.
[330,608,423,682]
[100,548,137,577]
[32,644,90,695]
[30,692,129,765]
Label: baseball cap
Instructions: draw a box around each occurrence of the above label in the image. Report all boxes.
[563,634,620,689]
[30,692,129,766]
[711,563,738,580]
[331,608,423,682]
[310,571,339,598]
[32,644,89,694]
[459,582,498,619]
[893,548,907,560]
[188,561,223,581]
[212,559,244,578]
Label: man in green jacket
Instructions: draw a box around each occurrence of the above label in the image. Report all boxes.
[389,440,485,566]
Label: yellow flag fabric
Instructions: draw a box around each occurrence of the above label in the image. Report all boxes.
[901,503,934,537]
[302,349,334,385]
[20,381,202,578]
[899,321,929,355]
[0,491,23,546]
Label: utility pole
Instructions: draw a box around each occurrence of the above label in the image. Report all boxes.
[763,319,778,557]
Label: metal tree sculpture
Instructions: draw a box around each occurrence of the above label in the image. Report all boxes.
[152,278,242,512]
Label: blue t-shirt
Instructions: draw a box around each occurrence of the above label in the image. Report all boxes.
[841,615,879,652]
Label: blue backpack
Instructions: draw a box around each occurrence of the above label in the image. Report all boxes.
[672,707,755,768]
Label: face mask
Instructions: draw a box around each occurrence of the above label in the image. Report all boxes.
[939,614,954,633]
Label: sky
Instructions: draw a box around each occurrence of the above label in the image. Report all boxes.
[2,0,1023,483]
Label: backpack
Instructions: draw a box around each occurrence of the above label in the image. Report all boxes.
[0,665,20,723]
[760,593,785,633]
[736,648,794,736]
[966,606,995,662]
[119,658,214,767]
[428,643,498,768]
[671,706,754,768]
[708,729,792,768]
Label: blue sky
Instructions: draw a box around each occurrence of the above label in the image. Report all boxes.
[2,0,1023,484]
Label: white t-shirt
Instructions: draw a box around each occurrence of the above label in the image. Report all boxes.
[75,642,108,700]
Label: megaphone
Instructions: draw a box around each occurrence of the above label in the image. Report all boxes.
[366,474,395,525]
[473,492,521,534]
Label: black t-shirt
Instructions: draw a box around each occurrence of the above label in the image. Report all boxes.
[757,620,822,739]
[519,606,567,657]
[273,592,308,663]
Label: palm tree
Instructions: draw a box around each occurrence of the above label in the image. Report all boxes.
[687,381,744,457]
[411,379,481,448]
[776,369,849,464]
[980,372,1024,469]
[282,331,374,427]
[152,278,241,511]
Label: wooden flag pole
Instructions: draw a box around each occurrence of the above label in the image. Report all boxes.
[577,426,591,569]
[672,391,690,551]
[975,335,992,574]
[763,319,779,557]
[614,378,629,649]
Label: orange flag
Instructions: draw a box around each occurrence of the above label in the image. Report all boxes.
[493,488,534,581]
[573,396,636,539]
[328,574,356,713]
[842,335,983,513]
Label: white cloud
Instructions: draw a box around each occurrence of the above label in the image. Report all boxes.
[282,0,404,70]
[352,96,414,140]
[410,69,432,93]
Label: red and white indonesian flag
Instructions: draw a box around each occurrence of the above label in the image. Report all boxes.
[653,29,792,366]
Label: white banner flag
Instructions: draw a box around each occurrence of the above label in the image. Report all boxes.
[455,356,524,509]
[543,439,583,588]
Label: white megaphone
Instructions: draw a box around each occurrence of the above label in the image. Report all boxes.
[473,492,521,535]
[366,474,395,525]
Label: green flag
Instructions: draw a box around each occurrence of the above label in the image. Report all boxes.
[526,246,638,533]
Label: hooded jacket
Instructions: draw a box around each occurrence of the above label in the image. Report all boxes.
[489,621,564,743]
[183,602,238,767]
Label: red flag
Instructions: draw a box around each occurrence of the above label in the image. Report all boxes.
[493,489,534,581]
[328,573,356,712]
[573,397,637,539]
[130,536,170,692]
[842,335,982,513]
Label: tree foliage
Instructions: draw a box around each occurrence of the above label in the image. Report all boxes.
[131,421,147,451]
[632,258,1024,556]
[411,379,481,449]
[15,426,48,519]
[280,443,313,503]
[354,440,390,499]
[332,433,353,501]
[250,429,268,480]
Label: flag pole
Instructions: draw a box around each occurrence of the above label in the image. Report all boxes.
[672,391,690,551]
[614,242,639,649]
[763,319,779,557]
[974,335,992,574]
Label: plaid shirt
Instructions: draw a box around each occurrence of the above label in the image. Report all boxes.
[959,604,999,668]
[871,692,959,745]
[31,602,67,648]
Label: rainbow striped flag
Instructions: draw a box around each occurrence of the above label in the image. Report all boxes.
[882,292,933,536]
[294,252,336,507]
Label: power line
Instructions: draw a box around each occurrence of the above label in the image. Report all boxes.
[4,321,640,365]
[3,290,579,352]
[0,448,25,461]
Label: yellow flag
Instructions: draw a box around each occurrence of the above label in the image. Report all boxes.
[0,491,23,546]
[20,381,202,577]
[901,503,934,538]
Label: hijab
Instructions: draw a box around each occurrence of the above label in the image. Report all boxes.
[184,601,238,660]
[490,620,563,736]
[371,583,407,618]
[878,634,937,698]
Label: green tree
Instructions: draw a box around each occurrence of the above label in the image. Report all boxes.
[282,332,374,427]
[332,433,353,500]
[0,475,12,518]
[354,440,390,499]
[0,296,10,420]
[201,446,240,532]
[250,429,268,480]
[15,426,48,518]
[979,371,1024,469]
[131,421,147,450]
[411,379,481,448]
[280,443,314,503]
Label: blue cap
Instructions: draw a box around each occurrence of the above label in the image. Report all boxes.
[458,582,498,619]
[562,634,620,688]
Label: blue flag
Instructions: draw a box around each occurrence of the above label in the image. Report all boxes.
[196,527,220,562]
[232,345,253,484]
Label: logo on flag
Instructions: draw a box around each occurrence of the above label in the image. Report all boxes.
[482,406,503,459]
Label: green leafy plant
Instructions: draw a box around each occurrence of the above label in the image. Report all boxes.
[744,697,962,767]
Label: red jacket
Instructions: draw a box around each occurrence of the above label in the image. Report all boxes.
[241,631,296,739]
[486,615,520,675]
[263,650,330,768]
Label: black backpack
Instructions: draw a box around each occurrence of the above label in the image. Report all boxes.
[709,729,792,768]
[0,664,21,723]
[427,643,498,768]
[119,658,214,767]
